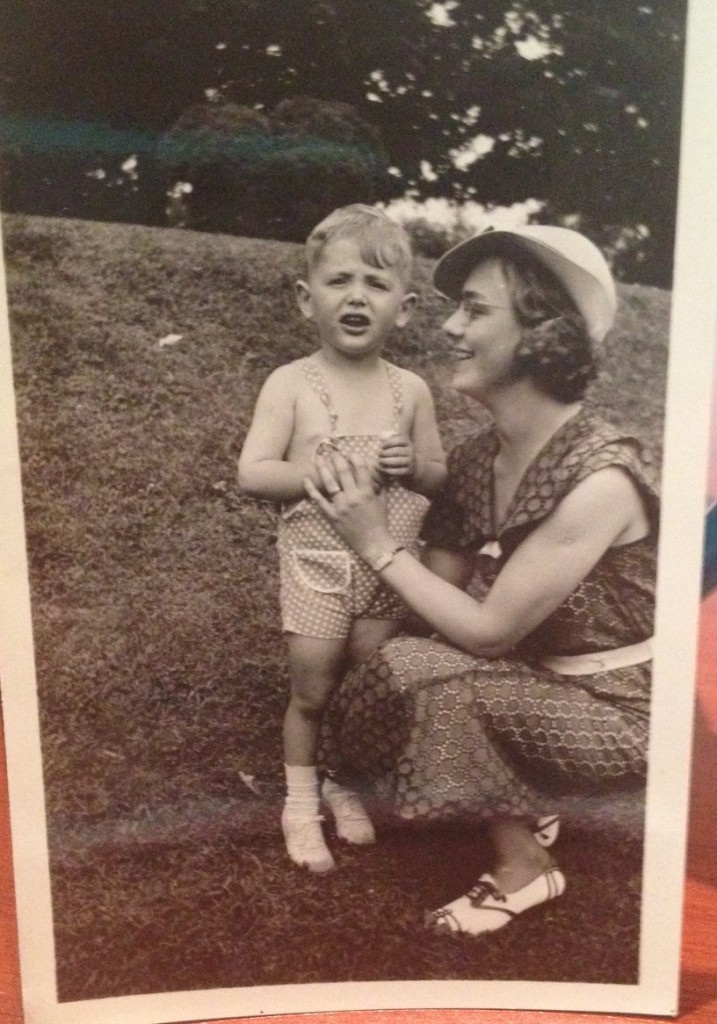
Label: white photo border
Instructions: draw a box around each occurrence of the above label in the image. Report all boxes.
[1,0,716,1020]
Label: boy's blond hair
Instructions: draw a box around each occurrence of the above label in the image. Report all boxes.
[305,204,413,286]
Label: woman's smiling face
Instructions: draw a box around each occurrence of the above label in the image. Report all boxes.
[442,258,523,399]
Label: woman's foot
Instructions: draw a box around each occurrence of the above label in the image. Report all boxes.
[322,778,376,845]
[425,866,566,937]
[426,816,563,937]
[281,803,336,873]
[489,816,556,892]
[533,815,560,847]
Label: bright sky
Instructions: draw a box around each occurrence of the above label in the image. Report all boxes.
[425,2,458,27]
[382,196,544,232]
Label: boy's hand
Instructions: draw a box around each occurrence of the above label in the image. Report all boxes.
[378,431,414,479]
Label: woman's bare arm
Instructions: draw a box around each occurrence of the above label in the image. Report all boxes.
[305,456,648,657]
[421,547,475,589]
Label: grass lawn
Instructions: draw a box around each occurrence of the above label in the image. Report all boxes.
[2,212,669,1000]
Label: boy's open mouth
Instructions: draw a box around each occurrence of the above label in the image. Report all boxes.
[340,313,371,331]
[450,347,474,361]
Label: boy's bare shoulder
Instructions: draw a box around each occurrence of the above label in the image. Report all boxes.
[261,357,308,391]
[385,361,433,400]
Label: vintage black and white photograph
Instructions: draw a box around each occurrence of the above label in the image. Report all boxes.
[0,1,714,1022]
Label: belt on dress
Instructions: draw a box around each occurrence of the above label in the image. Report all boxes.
[540,637,654,676]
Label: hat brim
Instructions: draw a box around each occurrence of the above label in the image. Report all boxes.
[433,229,617,343]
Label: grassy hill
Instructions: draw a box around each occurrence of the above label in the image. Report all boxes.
[2,212,670,999]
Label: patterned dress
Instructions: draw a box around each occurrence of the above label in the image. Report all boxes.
[319,410,659,821]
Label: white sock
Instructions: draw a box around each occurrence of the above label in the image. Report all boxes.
[284,764,320,818]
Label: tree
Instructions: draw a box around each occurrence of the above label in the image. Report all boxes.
[0,0,687,283]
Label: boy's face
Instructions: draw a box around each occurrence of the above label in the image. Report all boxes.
[296,237,416,360]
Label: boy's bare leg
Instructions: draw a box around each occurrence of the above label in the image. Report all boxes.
[284,634,346,765]
[282,634,346,873]
[347,616,401,667]
[321,618,402,846]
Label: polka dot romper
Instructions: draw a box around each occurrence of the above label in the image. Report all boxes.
[277,358,430,639]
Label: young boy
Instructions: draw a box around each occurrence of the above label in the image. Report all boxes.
[238,205,446,873]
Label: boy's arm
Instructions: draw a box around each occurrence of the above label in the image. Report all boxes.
[237,367,319,502]
[406,377,447,497]
[377,376,446,496]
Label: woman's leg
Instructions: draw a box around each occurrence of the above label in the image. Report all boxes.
[489,818,555,892]
[320,636,647,821]
[347,617,401,668]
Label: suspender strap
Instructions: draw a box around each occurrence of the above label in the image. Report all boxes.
[384,362,403,430]
[301,358,403,434]
[301,360,339,433]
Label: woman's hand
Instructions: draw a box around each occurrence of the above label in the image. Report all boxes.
[304,452,396,564]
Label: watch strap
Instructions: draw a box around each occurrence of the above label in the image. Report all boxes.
[369,545,406,572]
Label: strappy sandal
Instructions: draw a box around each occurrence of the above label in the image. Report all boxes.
[425,866,566,937]
[533,815,560,847]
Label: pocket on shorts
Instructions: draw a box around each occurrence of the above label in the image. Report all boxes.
[292,548,351,594]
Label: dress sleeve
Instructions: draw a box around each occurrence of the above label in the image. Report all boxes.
[567,436,660,535]
[422,415,659,549]
[505,417,660,537]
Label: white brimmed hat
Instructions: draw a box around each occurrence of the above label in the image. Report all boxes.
[433,225,617,343]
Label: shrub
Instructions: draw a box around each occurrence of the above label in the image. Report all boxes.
[158,96,394,241]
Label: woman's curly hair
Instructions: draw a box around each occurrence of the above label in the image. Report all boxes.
[497,247,599,403]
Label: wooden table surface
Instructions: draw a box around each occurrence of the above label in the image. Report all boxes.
[1,599,716,1024]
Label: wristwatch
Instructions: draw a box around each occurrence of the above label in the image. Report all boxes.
[368,545,406,572]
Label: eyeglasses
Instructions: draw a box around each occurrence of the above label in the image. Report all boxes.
[471,301,510,309]
[457,299,512,316]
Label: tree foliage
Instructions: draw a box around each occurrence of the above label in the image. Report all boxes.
[0,0,687,283]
